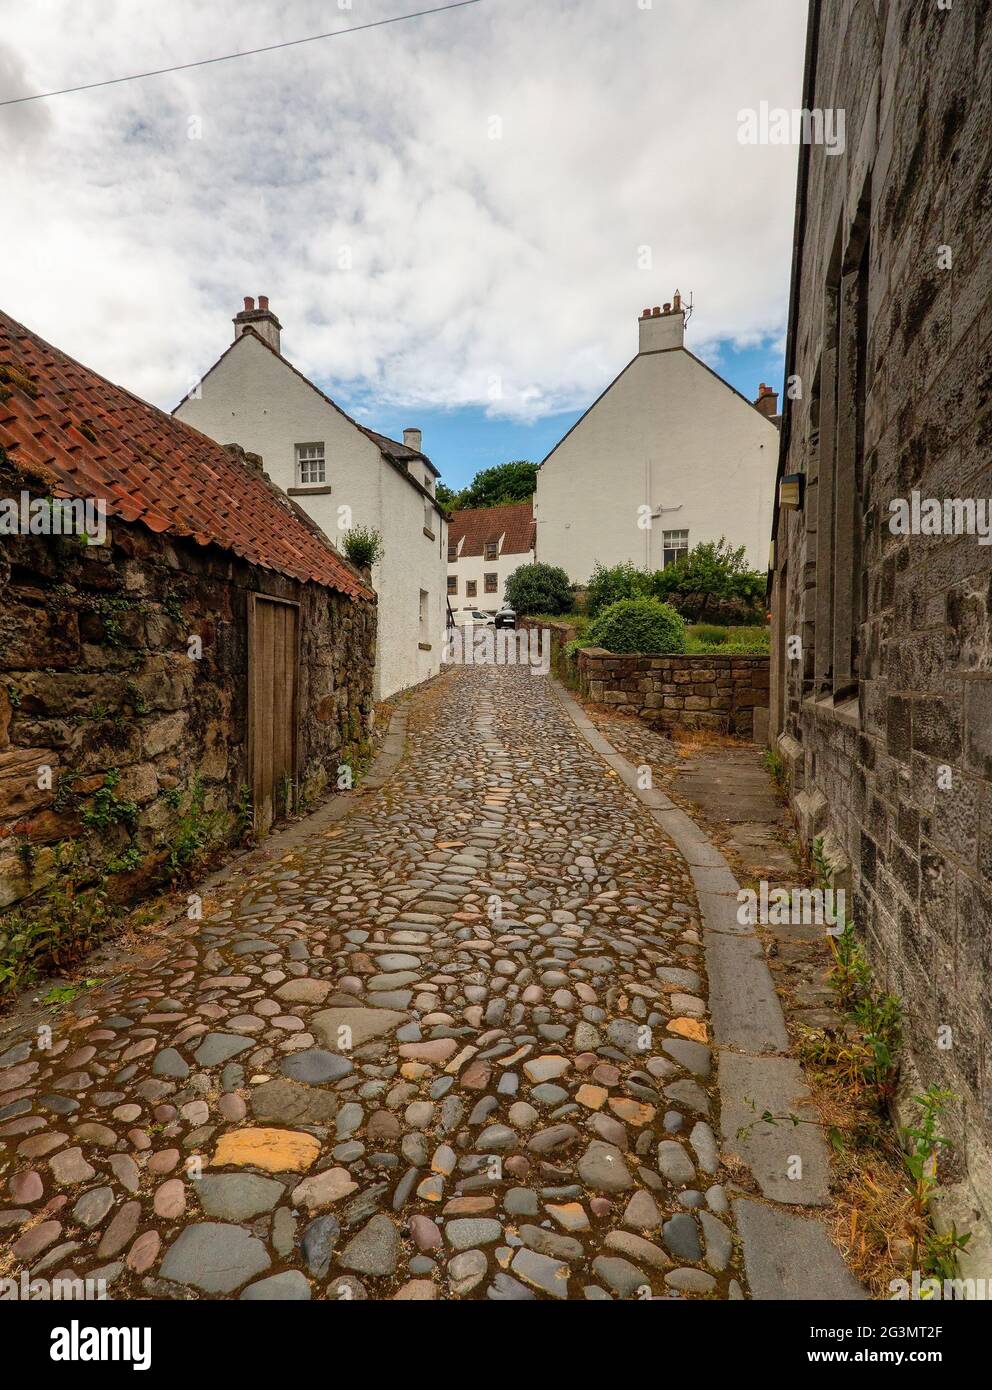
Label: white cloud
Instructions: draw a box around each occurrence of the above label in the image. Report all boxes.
[1,0,807,421]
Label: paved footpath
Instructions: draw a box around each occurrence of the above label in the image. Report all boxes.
[0,665,744,1300]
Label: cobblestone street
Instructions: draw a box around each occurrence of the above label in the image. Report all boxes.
[0,665,744,1300]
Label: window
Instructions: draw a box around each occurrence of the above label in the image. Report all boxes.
[484,573,498,594]
[466,580,477,598]
[662,529,689,567]
[424,498,435,537]
[447,542,458,561]
[295,442,325,485]
[484,540,499,561]
[815,193,869,704]
[419,589,429,639]
[447,575,457,595]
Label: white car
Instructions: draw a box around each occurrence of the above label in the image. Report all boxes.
[451,608,495,627]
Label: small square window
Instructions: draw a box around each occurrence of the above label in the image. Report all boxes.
[466,580,477,598]
[484,573,498,594]
[447,575,457,595]
[295,442,325,485]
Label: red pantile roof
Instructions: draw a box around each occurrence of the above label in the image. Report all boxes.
[448,500,535,557]
[0,311,373,601]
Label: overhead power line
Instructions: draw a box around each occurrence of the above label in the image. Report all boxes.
[0,0,485,107]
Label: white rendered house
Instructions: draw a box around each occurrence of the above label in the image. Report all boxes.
[534,294,780,582]
[175,297,446,700]
[446,501,536,613]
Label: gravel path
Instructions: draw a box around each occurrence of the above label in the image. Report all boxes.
[0,664,744,1300]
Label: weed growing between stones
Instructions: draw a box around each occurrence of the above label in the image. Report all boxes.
[900,1086,972,1280]
[165,774,224,881]
[761,746,787,797]
[0,873,117,996]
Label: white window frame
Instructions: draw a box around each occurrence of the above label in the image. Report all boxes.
[295,442,326,486]
[662,529,689,568]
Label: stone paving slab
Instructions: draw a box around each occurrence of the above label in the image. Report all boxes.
[733,1199,867,1300]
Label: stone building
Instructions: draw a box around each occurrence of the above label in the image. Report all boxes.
[447,500,535,614]
[0,308,376,919]
[534,295,780,582]
[174,297,446,702]
[768,0,992,1258]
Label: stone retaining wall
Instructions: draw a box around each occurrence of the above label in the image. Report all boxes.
[576,648,769,738]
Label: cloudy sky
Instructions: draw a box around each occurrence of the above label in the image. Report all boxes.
[2,0,807,485]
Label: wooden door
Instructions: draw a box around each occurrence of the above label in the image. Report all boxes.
[248,594,300,835]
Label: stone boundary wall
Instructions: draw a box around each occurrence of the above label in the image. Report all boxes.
[576,648,769,738]
[0,504,375,913]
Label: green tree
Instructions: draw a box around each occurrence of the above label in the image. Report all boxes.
[435,481,460,516]
[504,562,573,616]
[437,460,538,516]
[461,460,537,508]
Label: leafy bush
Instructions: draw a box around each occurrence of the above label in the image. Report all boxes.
[343,525,384,569]
[504,562,573,616]
[650,537,765,622]
[587,598,686,654]
[586,562,652,617]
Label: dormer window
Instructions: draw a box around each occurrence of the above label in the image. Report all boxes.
[448,542,458,561]
[484,540,498,561]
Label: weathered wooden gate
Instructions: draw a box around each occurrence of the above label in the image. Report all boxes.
[247,594,300,835]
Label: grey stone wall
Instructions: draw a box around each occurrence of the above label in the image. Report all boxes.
[772,0,992,1221]
[577,649,769,737]
[0,480,376,912]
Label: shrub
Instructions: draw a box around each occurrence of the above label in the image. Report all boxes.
[650,537,765,622]
[585,561,652,617]
[587,598,686,654]
[504,562,573,616]
[343,525,384,569]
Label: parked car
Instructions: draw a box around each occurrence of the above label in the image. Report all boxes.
[494,606,517,629]
[451,608,495,627]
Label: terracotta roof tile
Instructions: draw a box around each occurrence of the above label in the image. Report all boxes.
[0,311,373,601]
[448,500,535,558]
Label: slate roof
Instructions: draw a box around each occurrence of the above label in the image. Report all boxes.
[0,310,374,600]
[448,500,535,557]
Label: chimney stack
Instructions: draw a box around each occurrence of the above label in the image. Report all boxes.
[753,382,780,420]
[403,427,423,453]
[638,291,685,353]
[233,294,282,354]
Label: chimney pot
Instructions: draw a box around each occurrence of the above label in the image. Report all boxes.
[673,290,681,311]
[663,303,672,314]
[258,295,269,311]
[244,296,255,312]
[652,306,661,317]
[641,307,652,319]
[753,383,779,418]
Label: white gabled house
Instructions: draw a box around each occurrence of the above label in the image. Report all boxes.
[446,500,536,614]
[534,294,780,582]
[174,296,447,700]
